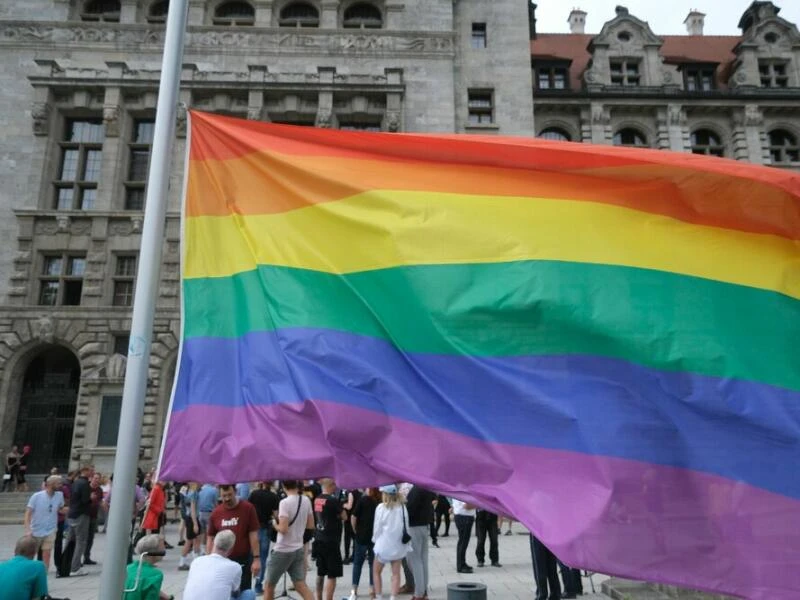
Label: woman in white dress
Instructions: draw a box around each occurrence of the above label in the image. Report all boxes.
[372,484,412,600]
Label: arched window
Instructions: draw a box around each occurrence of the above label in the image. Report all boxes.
[538,127,572,142]
[147,0,169,23]
[690,129,724,157]
[81,0,121,22]
[214,1,255,25]
[613,128,647,147]
[768,129,800,164]
[280,2,319,27]
[343,2,383,28]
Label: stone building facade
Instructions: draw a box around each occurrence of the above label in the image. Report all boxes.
[0,0,798,476]
[0,0,535,474]
[531,2,800,167]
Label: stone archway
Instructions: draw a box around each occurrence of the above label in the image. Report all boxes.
[13,345,81,473]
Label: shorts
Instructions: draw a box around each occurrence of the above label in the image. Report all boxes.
[198,511,211,532]
[32,532,55,553]
[266,548,306,586]
[315,540,343,578]
[183,516,199,540]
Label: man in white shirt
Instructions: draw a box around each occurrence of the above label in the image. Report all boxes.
[450,498,477,574]
[23,475,65,571]
[183,530,255,600]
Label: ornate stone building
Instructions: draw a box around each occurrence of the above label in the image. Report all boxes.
[0,0,535,474]
[531,2,800,166]
[1,0,798,476]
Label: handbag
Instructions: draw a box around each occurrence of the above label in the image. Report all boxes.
[269,494,302,543]
[401,507,411,544]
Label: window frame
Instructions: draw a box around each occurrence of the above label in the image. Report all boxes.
[124,118,155,211]
[683,64,717,92]
[467,89,494,126]
[54,118,105,211]
[538,127,572,142]
[342,2,383,29]
[112,254,137,307]
[534,62,570,91]
[609,59,641,87]
[768,129,800,165]
[96,395,123,447]
[759,60,789,88]
[213,0,256,26]
[80,0,121,22]
[613,128,648,147]
[690,129,725,157]
[146,0,169,23]
[279,1,320,27]
[38,253,86,307]
[471,23,487,49]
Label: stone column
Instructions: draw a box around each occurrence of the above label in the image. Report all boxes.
[254,0,273,26]
[733,104,769,164]
[120,0,137,24]
[316,67,336,128]
[384,68,404,132]
[656,104,688,152]
[588,102,611,144]
[321,1,339,28]
[100,86,123,211]
[188,0,205,25]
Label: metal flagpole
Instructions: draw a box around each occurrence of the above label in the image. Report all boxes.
[97,0,189,596]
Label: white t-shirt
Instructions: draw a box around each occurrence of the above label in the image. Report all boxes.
[182,553,242,600]
[273,493,312,553]
[372,503,411,561]
[451,499,476,517]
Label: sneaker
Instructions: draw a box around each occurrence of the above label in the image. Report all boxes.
[178,564,190,571]
[504,530,512,536]
[83,559,98,565]
[349,592,358,600]
[71,568,89,577]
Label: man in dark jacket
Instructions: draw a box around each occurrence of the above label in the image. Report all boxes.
[405,485,436,600]
[65,464,93,576]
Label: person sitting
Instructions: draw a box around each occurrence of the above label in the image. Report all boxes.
[0,535,48,600]
[183,530,256,600]
[123,534,173,600]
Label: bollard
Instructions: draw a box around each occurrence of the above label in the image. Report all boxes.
[447,581,488,600]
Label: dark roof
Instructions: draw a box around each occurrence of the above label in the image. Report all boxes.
[531,33,740,90]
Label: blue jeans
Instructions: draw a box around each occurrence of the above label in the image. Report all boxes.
[236,590,256,600]
[255,528,271,588]
[351,540,375,588]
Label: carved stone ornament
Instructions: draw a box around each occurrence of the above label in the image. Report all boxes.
[131,216,143,233]
[30,102,51,136]
[106,353,127,379]
[56,215,70,232]
[745,105,763,126]
[103,104,120,137]
[668,105,686,126]
[315,109,333,128]
[591,105,610,125]
[34,316,55,343]
[385,111,401,133]
[247,106,262,121]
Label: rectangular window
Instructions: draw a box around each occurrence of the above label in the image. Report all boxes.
[684,66,716,91]
[113,334,130,356]
[39,253,85,306]
[467,90,494,125]
[125,119,155,210]
[759,60,789,88]
[97,395,123,446]
[339,122,382,132]
[535,65,570,90]
[610,60,640,86]
[471,23,487,49]
[112,254,137,307]
[54,119,105,210]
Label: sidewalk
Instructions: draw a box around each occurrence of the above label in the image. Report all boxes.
[0,521,611,599]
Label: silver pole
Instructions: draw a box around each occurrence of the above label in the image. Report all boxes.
[98,0,189,596]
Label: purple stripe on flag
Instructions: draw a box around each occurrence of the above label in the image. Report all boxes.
[160,400,800,600]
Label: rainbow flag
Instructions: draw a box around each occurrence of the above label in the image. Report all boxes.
[160,111,800,599]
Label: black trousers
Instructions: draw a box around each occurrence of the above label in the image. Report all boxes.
[429,519,438,544]
[475,515,499,564]
[559,560,583,596]
[454,514,474,570]
[343,518,354,558]
[530,534,561,600]
[435,507,450,535]
[232,553,253,591]
[84,517,97,560]
[54,521,65,570]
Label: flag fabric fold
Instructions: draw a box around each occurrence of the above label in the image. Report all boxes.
[160,110,800,599]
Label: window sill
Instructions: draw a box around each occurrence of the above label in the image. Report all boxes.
[465,124,499,132]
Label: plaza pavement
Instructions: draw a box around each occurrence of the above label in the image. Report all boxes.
[0,521,612,599]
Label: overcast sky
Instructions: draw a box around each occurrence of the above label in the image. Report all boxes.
[534,0,800,35]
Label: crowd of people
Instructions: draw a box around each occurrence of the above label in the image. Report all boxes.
[0,467,588,600]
